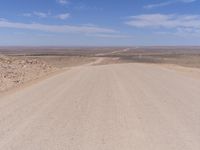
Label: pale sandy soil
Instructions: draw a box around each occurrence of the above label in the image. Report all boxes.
[0,55,97,92]
[161,64,200,79]
[0,55,56,92]
[0,63,200,150]
[27,56,96,68]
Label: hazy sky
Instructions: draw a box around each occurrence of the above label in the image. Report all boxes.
[0,0,200,46]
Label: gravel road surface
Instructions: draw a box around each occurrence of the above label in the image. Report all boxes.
[0,63,200,150]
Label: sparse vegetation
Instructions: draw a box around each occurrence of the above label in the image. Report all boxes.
[1,47,200,92]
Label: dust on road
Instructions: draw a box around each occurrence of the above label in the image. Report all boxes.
[0,63,200,150]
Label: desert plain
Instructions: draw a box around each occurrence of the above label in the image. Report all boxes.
[0,46,200,150]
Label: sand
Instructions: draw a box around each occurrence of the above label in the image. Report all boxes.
[0,63,200,149]
[0,55,56,92]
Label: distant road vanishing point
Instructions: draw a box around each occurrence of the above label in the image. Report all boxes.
[0,63,200,150]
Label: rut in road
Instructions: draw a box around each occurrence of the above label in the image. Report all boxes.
[0,63,200,150]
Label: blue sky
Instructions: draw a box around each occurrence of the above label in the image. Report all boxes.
[0,0,200,46]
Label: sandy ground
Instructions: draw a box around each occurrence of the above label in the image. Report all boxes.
[0,55,56,92]
[0,55,97,92]
[27,56,96,68]
[0,63,200,150]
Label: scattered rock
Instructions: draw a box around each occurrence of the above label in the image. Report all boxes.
[0,55,56,92]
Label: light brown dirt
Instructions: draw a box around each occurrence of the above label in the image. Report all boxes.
[0,63,200,150]
[27,56,97,68]
[0,55,56,92]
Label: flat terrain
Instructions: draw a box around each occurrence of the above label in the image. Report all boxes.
[0,62,200,150]
[102,47,200,68]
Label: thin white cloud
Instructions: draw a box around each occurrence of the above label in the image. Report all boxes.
[0,19,116,34]
[126,14,200,28]
[144,1,173,9]
[0,18,7,21]
[22,13,32,17]
[33,12,50,18]
[23,11,71,20]
[157,28,200,38]
[74,3,102,11]
[57,0,69,5]
[144,0,196,9]
[55,13,70,20]
[87,33,133,39]
[125,14,200,36]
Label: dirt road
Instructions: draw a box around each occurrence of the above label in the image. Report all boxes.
[0,63,200,150]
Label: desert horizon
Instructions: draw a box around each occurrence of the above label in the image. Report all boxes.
[1,0,200,149]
